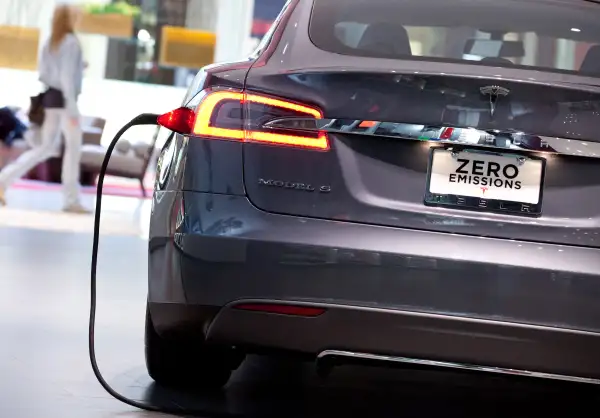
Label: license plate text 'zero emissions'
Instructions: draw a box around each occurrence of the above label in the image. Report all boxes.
[425,148,545,216]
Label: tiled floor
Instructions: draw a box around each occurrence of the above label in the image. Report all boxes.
[0,187,596,417]
[0,186,150,237]
[0,187,154,417]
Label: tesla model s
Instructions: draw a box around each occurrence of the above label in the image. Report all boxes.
[147,0,600,388]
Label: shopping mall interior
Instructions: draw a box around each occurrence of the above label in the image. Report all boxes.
[2,0,600,416]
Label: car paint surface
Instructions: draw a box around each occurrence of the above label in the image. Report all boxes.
[148,0,600,383]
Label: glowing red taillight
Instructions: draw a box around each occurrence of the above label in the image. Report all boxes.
[157,107,196,135]
[157,90,329,151]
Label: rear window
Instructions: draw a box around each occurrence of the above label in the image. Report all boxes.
[309,0,600,77]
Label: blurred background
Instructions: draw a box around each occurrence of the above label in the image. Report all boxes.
[0,0,288,149]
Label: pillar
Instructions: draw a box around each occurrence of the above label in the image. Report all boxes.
[74,0,111,80]
[214,0,255,63]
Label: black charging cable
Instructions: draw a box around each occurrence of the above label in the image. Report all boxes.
[89,114,237,417]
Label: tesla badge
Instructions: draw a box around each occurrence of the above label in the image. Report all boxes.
[480,85,510,118]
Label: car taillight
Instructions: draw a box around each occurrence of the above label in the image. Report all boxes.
[157,89,329,150]
[157,107,196,135]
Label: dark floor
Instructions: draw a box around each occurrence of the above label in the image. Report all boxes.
[1,225,598,418]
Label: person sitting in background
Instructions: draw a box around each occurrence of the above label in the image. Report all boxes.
[0,106,28,169]
[0,107,27,148]
[0,4,89,213]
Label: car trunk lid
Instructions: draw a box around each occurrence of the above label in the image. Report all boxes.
[242,68,600,248]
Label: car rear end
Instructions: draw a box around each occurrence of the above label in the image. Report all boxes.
[149,0,600,383]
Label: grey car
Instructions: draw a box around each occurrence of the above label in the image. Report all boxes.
[146,0,600,388]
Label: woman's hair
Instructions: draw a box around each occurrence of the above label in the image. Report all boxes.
[49,4,76,52]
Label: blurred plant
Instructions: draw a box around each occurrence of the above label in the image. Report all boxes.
[83,1,141,17]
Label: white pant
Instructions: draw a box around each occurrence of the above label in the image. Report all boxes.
[0,109,83,206]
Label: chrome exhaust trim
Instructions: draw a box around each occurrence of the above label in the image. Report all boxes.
[317,350,600,385]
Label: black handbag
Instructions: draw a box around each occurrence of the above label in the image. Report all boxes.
[28,92,46,126]
[42,88,65,108]
[28,88,65,126]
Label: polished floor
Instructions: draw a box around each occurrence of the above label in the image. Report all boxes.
[0,187,598,417]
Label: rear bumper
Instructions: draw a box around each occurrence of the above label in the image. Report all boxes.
[209,300,600,382]
[148,191,600,379]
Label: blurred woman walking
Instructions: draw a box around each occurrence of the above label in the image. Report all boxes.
[0,4,89,213]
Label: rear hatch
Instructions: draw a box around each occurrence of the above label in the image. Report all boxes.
[242,0,600,248]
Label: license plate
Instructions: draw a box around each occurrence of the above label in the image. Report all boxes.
[424,148,545,216]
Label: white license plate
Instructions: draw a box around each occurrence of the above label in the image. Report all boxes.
[425,148,545,215]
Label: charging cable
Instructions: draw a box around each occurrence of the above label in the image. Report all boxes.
[89,114,236,416]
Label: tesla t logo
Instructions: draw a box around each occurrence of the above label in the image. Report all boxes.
[480,85,510,118]
[480,187,488,195]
